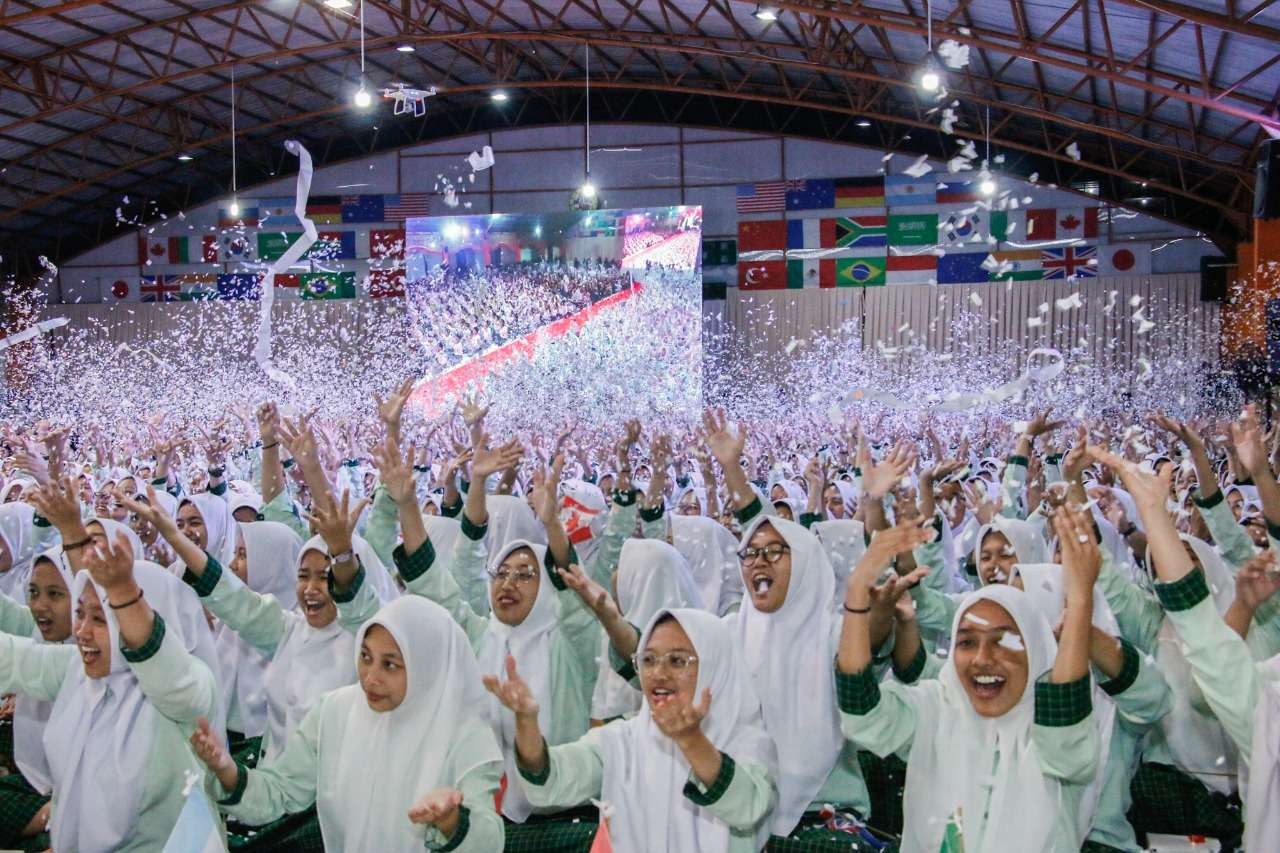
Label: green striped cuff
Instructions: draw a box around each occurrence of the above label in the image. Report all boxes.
[1194,488,1223,509]
[892,643,928,685]
[639,503,665,523]
[328,563,365,603]
[1034,673,1092,727]
[217,762,250,806]
[799,511,823,529]
[459,513,487,541]
[440,497,462,518]
[683,753,736,806]
[1267,520,1280,543]
[612,489,638,507]
[121,613,166,663]
[734,495,762,524]
[209,481,227,497]
[427,805,471,852]
[1008,455,1029,468]
[151,477,168,487]
[834,664,881,715]
[459,479,470,495]
[544,545,567,591]
[610,630,640,681]
[1045,453,1064,465]
[392,540,436,583]
[33,513,50,528]
[1098,638,1141,697]
[1155,568,1211,612]
[183,554,222,598]
[516,741,552,786]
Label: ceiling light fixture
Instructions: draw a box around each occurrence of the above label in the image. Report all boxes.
[323,0,353,8]
[352,1,371,109]
[753,5,778,21]
[177,153,194,162]
[396,44,414,53]
[491,90,509,103]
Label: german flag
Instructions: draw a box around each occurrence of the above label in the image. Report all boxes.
[833,177,885,209]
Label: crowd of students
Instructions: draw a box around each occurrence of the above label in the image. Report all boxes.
[0,391,1277,852]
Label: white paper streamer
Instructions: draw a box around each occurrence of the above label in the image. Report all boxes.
[0,316,68,351]
[842,347,1066,413]
[254,139,318,387]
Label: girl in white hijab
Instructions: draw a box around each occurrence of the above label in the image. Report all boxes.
[0,503,37,601]
[837,514,1100,853]
[0,548,73,848]
[492,607,779,852]
[173,491,238,570]
[191,595,505,852]
[670,514,744,616]
[590,539,702,721]
[0,531,220,852]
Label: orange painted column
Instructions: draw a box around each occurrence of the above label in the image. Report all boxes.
[1223,219,1280,365]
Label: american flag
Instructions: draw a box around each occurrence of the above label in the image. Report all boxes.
[736,181,798,214]
[384,193,431,221]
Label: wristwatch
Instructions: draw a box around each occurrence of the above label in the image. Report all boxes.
[330,549,355,565]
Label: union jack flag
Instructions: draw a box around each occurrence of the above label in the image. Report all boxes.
[1041,245,1097,279]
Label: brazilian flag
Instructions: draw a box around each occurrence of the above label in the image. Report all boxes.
[300,271,356,300]
[835,257,885,287]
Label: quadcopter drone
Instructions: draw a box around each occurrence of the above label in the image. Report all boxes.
[379,83,439,117]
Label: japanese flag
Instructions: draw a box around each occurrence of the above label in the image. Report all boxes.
[1097,243,1151,276]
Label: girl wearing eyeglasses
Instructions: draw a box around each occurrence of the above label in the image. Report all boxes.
[488,607,778,851]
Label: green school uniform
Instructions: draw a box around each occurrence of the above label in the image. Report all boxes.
[1194,489,1256,570]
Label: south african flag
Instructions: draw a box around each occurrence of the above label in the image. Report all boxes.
[835,215,888,248]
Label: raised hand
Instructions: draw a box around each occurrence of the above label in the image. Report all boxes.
[1087,445,1172,514]
[82,530,136,595]
[862,441,916,500]
[459,394,490,436]
[481,655,540,717]
[119,485,179,538]
[256,401,281,446]
[470,435,523,481]
[306,489,369,556]
[560,563,619,621]
[1235,551,1280,612]
[1149,411,1202,448]
[371,437,417,506]
[28,477,82,533]
[189,716,239,793]
[375,378,416,439]
[1052,504,1101,594]
[651,687,712,746]
[1025,408,1066,438]
[699,408,745,467]
[279,417,322,471]
[408,788,464,830]
[1231,405,1269,479]
[13,445,51,487]
[528,455,565,526]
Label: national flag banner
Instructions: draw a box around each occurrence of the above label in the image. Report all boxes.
[139,275,182,302]
[218,205,259,228]
[1097,242,1151,276]
[218,229,258,263]
[259,197,300,227]
[216,273,261,300]
[938,808,966,853]
[366,267,407,298]
[384,193,432,221]
[786,179,835,211]
[989,210,1020,242]
[886,253,937,285]
[306,195,343,224]
[737,219,788,252]
[138,235,190,265]
[300,271,357,299]
[887,213,938,246]
[99,276,140,302]
[701,239,737,266]
[937,181,980,204]
[736,181,789,214]
[1055,207,1099,240]
[833,176,885,209]
[939,210,989,247]
[1025,208,1058,241]
[988,249,1043,281]
[370,228,406,259]
[885,175,937,207]
[787,258,836,288]
[835,257,886,287]
[309,231,357,260]
[342,194,386,223]
[273,273,302,300]
[833,215,888,249]
[177,273,219,301]
[1041,245,1098,279]
[786,218,836,250]
[737,260,787,289]
[201,235,219,263]
[937,251,992,284]
[257,232,296,262]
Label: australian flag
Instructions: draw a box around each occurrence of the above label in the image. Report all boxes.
[342,195,386,223]
[786,179,835,211]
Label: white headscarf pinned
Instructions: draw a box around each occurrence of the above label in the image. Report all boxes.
[14,548,74,794]
[670,515,742,617]
[0,503,37,599]
[485,495,548,564]
[593,608,778,852]
[736,515,841,835]
[180,492,237,567]
[811,518,867,605]
[974,517,1048,585]
[319,596,502,851]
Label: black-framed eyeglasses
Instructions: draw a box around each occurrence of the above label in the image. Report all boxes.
[736,543,791,564]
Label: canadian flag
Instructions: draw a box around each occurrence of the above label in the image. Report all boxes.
[1056,208,1099,240]
[1097,242,1151,276]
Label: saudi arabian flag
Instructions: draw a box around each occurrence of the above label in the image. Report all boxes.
[887,213,938,246]
[300,271,356,299]
[939,808,965,853]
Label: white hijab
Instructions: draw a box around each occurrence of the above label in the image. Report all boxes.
[216,522,302,738]
[475,539,560,821]
[181,492,237,567]
[1245,655,1280,852]
[736,515,842,835]
[47,562,217,853]
[0,503,37,599]
[594,608,778,852]
[485,495,548,564]
[811,518,868,607]
[900,585,1066,853]
[592,540,702,720]
[14,548,74,795]
[319,596,502,851]
[670,515,742,617]
[974,517,1049,585]
[257,536,358,762]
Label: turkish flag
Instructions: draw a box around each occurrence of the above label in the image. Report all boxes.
[737,260,787,289]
